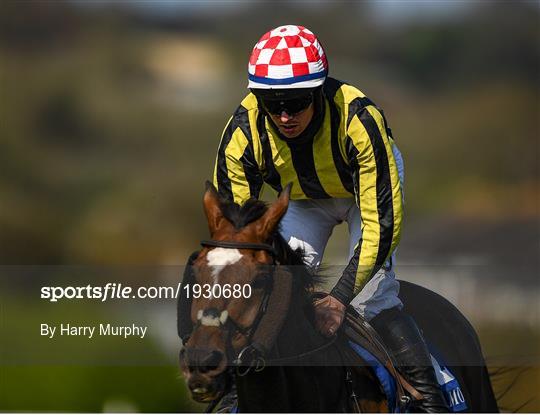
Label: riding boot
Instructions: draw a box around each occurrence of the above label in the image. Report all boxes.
[370,307,450,413]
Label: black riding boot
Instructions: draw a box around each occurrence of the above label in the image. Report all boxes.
[370,307,450,413]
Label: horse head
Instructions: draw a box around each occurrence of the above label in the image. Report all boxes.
[179,183,292,402]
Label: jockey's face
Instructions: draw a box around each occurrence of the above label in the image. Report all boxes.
[268,103,314,139]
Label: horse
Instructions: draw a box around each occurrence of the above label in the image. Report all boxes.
[178,183,499,412]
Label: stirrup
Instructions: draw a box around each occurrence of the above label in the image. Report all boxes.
[399,394,411,412]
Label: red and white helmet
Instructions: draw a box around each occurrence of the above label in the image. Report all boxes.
[248,25,328,89]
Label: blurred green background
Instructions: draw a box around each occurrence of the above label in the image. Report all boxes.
[1,0,538,412]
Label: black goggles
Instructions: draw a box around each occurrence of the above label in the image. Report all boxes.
[260,93,314,116]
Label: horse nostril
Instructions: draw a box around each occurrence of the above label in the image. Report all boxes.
[199,350,224,373]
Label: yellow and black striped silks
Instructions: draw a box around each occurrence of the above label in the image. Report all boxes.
[213,77,403,305]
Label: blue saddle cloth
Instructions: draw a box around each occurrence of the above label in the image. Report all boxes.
[348,340,468,413]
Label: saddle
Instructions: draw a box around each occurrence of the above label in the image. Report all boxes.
[343,307,423,407]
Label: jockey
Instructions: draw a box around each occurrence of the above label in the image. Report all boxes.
[213,25,449,412]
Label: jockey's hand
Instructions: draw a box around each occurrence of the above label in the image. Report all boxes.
[313,295,346,337]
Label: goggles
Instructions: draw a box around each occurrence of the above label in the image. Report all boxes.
[259,93,314,116]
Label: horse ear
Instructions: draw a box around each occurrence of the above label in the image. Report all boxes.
[254,183,292,240]
[203,181,231,236]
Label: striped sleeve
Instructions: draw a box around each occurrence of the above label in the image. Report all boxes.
[213,107,263,205]
[330,103,403,305]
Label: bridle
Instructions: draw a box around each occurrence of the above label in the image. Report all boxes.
[195,239,337,375]
[199,239,283,375]
[191,238,340,413]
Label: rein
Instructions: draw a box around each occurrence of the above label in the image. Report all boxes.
[261,333,338,365]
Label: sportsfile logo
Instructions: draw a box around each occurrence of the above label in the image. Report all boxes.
[40,283,181,302]
[40,282,253,302]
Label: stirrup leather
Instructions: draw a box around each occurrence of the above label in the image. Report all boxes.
[343,310,424,405]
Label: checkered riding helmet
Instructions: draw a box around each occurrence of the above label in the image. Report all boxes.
[248,25,328,89]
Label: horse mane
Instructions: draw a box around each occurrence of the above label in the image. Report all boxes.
[220,198,269,230]
[219,197,316,292]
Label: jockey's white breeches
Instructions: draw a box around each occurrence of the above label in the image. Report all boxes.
[278,197,403,321]
[278,144,405,320]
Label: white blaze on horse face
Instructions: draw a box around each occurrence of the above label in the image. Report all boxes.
[206,248,243,282]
